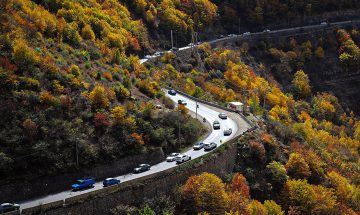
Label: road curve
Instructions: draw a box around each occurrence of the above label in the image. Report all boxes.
[19,91,249,210]
[140,19,360,63]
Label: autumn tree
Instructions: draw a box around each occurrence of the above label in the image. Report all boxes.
[282,179,338,214]
[266,161,288,191]
[12,39,39,71]
[63,22,82,47]
[112,106,126,125]
[292,70,311,99]
[88,85,110,109]
[247,200,267,215]
[264,200,284,215]
[22,118,38,141]
[70,64,80,77]
[180,172,228,215]
[327,171,359,209]
[227,173,250,214]
[315,46,324,59]
[285,153,311,179]
[81,24,95,41]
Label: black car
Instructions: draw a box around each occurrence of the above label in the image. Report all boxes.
[178,100,187,105]
[168,90,176,96]
[0,203,20,213]
[133,164,151,174]
[170,47,179,51]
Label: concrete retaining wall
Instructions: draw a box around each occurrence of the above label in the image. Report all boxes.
[41,140,240,215]
[0,148,165,203]
[2,210,20,215]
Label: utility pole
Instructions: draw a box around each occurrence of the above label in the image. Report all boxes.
[75,141,79,168]
[171,29,174,48]
[196,101,198,119]
[191,32,195,53]
[178,109,181,148]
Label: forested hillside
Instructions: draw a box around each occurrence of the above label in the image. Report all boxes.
[0,0,207,179]
[0,0,359,214]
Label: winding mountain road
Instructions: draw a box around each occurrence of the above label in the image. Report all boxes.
[19,91,250,210]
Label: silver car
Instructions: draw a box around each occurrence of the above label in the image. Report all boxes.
[204,142,217,151]
[193,142,205,150]
[218,113,228,119]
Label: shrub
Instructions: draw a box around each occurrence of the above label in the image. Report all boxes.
[161,96,175,109]
[70,64,80,77]
[88,85,110,109]
[40,91,59,106]
[12,39,39,71]
[103,72,113,81]
[63,22,82,47]
[81,24,95,41]
[285,153,311,179]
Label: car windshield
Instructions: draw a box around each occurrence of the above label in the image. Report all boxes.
[170,153,178,156]
[195,143,202,146]
[76,180,84,184]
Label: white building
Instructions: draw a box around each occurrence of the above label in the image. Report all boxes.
[227,102,244,112]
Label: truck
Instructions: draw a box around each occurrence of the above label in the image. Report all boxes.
[71,177,96,191]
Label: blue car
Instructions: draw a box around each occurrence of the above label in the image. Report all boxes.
[71,177,95,191]
[103,178,120,187]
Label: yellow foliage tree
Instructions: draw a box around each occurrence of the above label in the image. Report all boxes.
[88,85,110,109]
[12,39,39,70]
[292,70,311,99]
[181,172,228,214]
[285,153,311,179]
[111,106,126,125]
[81,24,95,41]
[247,200,267,215]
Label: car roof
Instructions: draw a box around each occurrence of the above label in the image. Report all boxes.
[1,203,12,206]
[139,164,149,166]
[105,178,116,180]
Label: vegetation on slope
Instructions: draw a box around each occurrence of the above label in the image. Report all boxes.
[0,0,207,179]
[137,32,359,214]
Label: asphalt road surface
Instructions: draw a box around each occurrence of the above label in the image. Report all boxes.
[19,91,242,210]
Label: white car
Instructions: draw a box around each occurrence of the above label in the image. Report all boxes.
[320,22,328,26]
[228,34,237,37]
[188,43,194,46]
[224,128,232,136]
[243,32,251,36]
[263,29,270,33]
[144,55,152,59]
[175,154,191,164]
[166,153,180,162]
